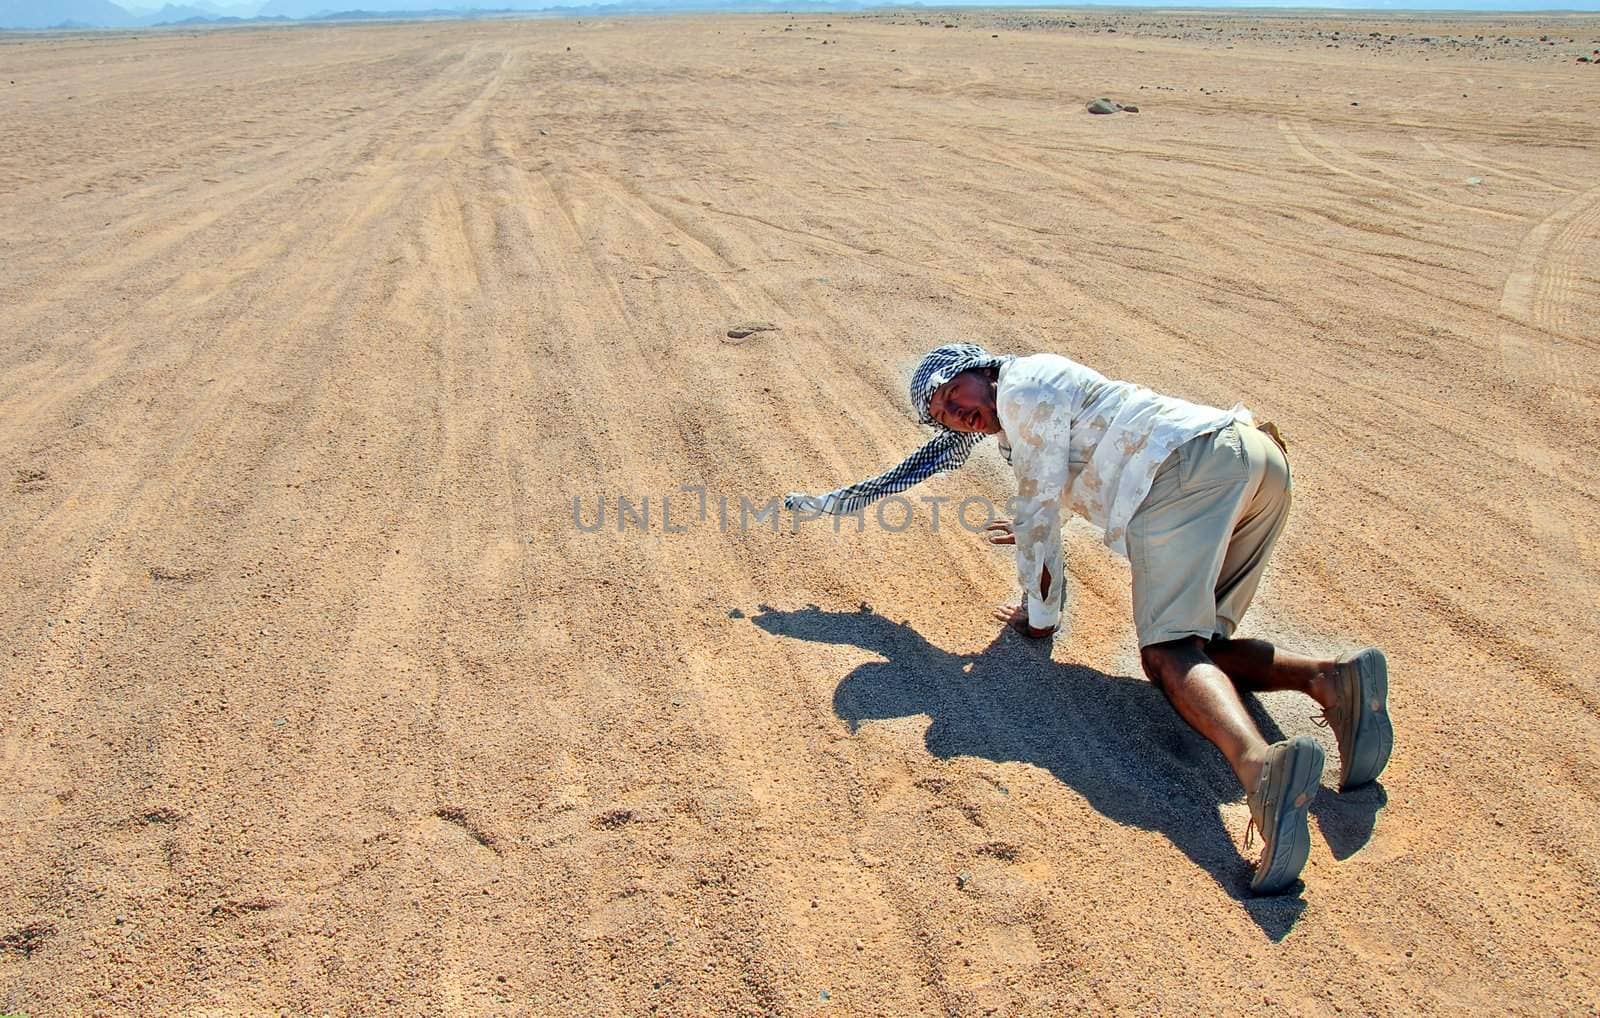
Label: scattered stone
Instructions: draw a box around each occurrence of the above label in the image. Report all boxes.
[1087,97,1121,114]
[139,806,183,825]
[591,808,635,830]
[725,321,780,341]
[1,922,56,958]
[1466,176,1484,186]
[436,807,502,853]
[956,869,973,889]
[209,897,277,919]
[149,564,207,583]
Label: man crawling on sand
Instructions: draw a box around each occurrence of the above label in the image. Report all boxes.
[784,344,1393,894]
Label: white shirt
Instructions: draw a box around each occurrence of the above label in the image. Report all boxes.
[997,353,1247,631]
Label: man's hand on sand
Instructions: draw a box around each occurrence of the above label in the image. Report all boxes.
[984,518,1016,545]
[984,520,1055,636]
[993,602,1056,639]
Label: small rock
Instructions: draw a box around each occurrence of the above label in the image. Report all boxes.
[1086,97,1121,114]
[1465,176,1483,186]
[725,321,780,341]
[956,869,973,889]
[1122,104,1140,113]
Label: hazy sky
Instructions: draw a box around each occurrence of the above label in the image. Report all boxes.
[6,0,1600,27]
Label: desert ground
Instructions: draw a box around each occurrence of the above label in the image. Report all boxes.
[2,8,1599,1014]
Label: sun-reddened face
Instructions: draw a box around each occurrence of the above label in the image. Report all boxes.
[928,370,1001,434]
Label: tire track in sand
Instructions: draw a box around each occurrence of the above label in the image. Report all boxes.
[0,51,523,970]
[1278,117,1526,224]
[1495,182,1600,705]
[1416,137,1583,196]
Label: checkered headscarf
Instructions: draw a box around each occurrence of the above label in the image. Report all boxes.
[785,344,1013,516]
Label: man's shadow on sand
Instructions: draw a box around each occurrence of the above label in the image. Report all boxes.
[751,604,1385,942]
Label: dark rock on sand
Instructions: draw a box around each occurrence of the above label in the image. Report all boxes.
[726,321,781,341]
[1087,98,1139,114]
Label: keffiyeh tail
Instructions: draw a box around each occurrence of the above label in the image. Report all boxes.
[784,430,985,516]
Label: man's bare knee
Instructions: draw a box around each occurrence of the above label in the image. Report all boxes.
[1139,645,1168,683]
[1140,637,1207,687]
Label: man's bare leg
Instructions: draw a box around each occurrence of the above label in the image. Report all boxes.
[1139,636,1272,793]
[1142,635,1329,892]
[1204,637,1339,710]
[1211,637,1393,791]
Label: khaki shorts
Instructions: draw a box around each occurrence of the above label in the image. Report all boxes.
[1127,422,1292,648]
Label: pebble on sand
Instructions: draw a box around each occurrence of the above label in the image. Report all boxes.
[725,321,781,341]
[1088,98,1140,114]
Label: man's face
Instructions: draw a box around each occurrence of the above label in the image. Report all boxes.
[928,370,1001,434]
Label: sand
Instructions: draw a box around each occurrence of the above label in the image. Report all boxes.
[2,10,1598,1014]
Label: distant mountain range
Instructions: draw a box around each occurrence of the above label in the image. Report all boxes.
[4,0,1597,30]
[2,0,875,27]
[0,0,265,27]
